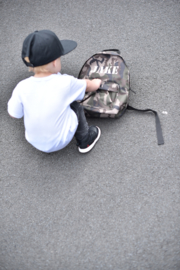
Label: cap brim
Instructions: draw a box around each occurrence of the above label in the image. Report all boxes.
[60,40,77,55]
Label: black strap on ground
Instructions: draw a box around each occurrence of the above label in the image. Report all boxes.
[127,105,164,145]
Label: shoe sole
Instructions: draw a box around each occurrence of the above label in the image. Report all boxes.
[78,126,101,153]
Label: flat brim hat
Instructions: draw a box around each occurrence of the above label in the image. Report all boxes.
[22,30,77,67]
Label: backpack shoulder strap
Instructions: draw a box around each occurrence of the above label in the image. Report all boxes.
[127,105,164,145]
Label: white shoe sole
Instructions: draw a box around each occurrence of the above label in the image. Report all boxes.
[78,126,101,153]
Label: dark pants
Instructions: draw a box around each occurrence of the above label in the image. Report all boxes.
[70,101,89,142]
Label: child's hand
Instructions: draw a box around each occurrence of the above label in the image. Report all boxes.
[92,79,102,90]
[85,78,102,92]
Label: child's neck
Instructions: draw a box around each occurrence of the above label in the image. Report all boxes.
[34,72,56,78]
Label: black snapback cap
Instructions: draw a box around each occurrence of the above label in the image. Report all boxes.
[22,30,77,67]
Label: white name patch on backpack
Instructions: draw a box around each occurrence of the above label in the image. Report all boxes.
[90,66,119,75]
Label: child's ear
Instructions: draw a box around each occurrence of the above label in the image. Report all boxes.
[52,59,57,67]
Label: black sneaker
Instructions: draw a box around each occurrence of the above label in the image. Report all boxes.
[77,126,101,153]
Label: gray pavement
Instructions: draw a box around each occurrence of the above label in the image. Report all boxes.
[0,0,180,269]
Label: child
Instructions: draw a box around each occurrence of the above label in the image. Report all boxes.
[8,30,101,153]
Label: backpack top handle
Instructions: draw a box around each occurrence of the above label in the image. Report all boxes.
[102,49,121,54]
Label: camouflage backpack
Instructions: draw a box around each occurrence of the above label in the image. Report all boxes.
[78,49,164,145]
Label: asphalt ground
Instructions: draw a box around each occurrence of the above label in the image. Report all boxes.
[0,0,180,269]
